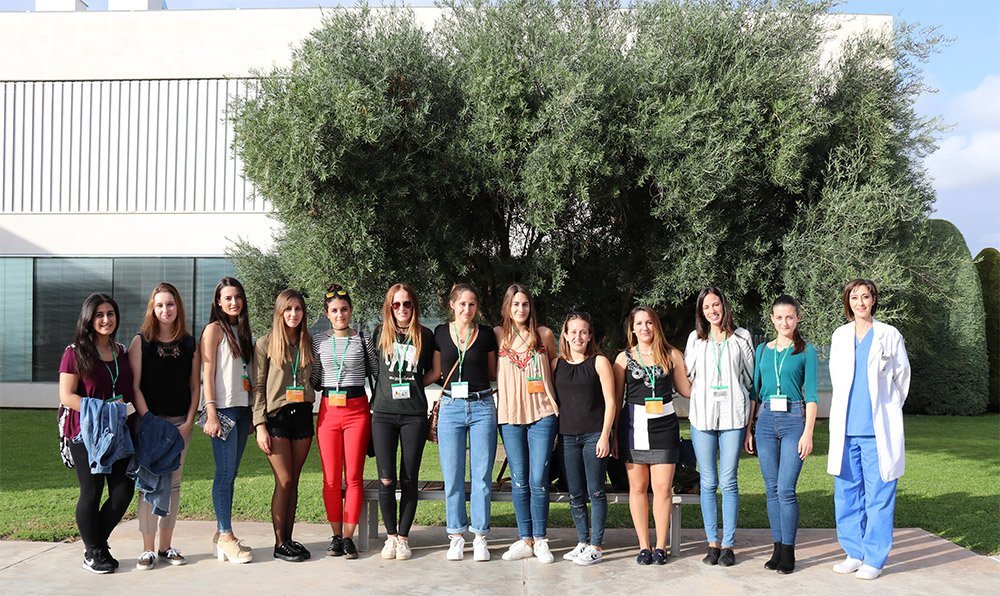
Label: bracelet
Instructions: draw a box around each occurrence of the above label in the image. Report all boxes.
[203,400,217,406]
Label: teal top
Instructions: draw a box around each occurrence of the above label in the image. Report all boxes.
[752,341,819,404]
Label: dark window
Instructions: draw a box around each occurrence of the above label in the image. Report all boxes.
[0,258,34,382]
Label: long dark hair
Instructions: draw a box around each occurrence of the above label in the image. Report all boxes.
[694,286,736,340]
[772,294,806,354]
[499,283,540,351]
[208,277,253,361]
[72,293,120,379]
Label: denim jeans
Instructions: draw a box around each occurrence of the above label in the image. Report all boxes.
[561,431,608,547]
[690,426,745,547]
[437,393,498,535]
[500,414,558,539]
[211,406,251,533]
[755,401,805,545]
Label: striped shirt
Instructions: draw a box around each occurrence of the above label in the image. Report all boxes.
[684,327,755,431]
[310,329,378,390]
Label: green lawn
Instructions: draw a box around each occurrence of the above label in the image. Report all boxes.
[1,410,997,554]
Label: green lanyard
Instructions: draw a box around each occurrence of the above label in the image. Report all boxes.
[290,345,300,386]
[773,342,791,395]
[634,349,659,400]
[512,330,541,377]
[711,336,728,386]
[330,333,351,392]
[451,323,474,382]
[101,343,120,400]
[394,334,412,384]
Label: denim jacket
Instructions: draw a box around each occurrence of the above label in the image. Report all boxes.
[126,412,184,517]
[79,397,135,474]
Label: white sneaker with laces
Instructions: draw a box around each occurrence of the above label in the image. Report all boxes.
[381,536,398,560]
[473,535,491,561]
[136,550,157,571]
[446,535,466,561]
[856,564,883,580]
[395,538,412,560]
[833,556,863,574]
[533,538,554,564]
[501,539,534,561]
[574,545,603,566]
[563,542,588,561]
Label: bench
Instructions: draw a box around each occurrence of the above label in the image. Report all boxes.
[356,480,699,556]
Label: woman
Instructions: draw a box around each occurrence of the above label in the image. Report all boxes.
[433,282,499,562]
[827,279,910,580]
[252,289,316,563]
[613,306,691,565]
[747,294,818,575]
[684,287,755,567]
[371,284,439,560]
[201,277,255,564]
[128,283,200,570]
[493,284,560,564]
[59,293,145,574]
[553,312,616,566]
[311,284,378,560]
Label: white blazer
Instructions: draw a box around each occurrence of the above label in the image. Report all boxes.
[827,319,911,482]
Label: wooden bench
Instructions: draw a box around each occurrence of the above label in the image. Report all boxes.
[356,480,699,556]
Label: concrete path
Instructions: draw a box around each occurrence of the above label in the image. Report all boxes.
[1,522,996,595]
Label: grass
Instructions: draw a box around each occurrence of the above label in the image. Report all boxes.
[1,410,997,554]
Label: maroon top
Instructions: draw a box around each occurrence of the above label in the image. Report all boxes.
[59,343,135,438]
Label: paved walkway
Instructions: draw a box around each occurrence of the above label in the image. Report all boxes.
[1,522,996,595]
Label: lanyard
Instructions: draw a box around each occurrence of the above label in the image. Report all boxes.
[451,323,474,382]
[711,336,728,384]
[394,334,412,384]
[634,349,658,399]
[291,345,300,386]
[512,330,540,376]
[330,333,351,391]
[773,342,791,394]
[101,343,120,399]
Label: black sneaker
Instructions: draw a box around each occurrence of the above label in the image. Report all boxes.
[82,548,114,574]
[101,544,120,569]
[326,535,345,557]
[343,537,358,559]
[703,546,720,565]
[719,548,736,567]
[274,542,306,562]
[288,540,311,560]
[653,548,668,565]
[636,548,653,565]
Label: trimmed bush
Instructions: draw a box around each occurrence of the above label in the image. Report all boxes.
[974,247,1000,412]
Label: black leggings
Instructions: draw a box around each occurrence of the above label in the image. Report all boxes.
[371,412,428,537]
[69,440,135,551]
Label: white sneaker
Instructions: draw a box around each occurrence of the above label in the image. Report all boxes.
[533,538,554,564]
[856,564,883,580]
[395,538,412,560]
[381,536,398,560]
[446,535,465,561]
[501,539,534,561]
[473,535,491,561]
[135,550,157,571]
[574,545,603,566]
[563,542,588,561]
[833,556,863,574]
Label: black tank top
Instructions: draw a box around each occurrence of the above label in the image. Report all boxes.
[139,335,196,417]
[553,356,606,435]
[624,351,673,406]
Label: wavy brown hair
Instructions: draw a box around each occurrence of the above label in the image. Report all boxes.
[139,282,189,343]
[498,283,540,351]
[559,311,601,361]
[379,283,423,361]
[625,306,675,372]
[267,289,313,367]
[71,293,120,379]
[694,286,735,341]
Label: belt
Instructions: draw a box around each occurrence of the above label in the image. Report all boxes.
[443,388,496,400]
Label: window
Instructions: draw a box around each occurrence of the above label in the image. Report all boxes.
[113,258,195,343]
[0,258,33,382]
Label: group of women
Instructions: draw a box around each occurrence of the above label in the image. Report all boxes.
[58,276,909,581]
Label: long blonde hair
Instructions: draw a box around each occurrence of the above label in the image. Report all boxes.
[499,283,540,351]
[139,282,189,343]
[267,289,314,368]
[625,306,674,372]
[379,283,423,360]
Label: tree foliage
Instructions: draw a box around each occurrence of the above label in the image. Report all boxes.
[974,247,1000,412]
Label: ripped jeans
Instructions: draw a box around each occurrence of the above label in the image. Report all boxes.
[561,431,609,547]
[500,414,558,539]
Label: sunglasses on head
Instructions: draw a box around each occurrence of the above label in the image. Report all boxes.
[325,289,349,299]
[391,300,413,311]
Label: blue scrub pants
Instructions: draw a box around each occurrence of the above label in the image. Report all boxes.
[834,435,897,569]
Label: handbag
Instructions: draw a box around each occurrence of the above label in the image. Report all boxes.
[427,359,460,444]
[57,404,75,469]
[196,408,237,441]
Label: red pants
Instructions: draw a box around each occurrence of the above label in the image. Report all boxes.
[316,396,371,525]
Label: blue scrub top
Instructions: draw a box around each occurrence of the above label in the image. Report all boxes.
[846,327,876,436]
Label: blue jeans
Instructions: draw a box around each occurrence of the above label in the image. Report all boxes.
[834,435,898,569]
[561,431,608,546]
[755,401,805,545]
[500,414,558,539]
[691,426,744,547]
[437,393,498,535]
[211,406,251,533]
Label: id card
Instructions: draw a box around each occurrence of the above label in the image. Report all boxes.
[285,386,305,403]
[241,374,252,392]
[770,394,788,412]
[711,385,729,402]
[391,383,411,400]
[328,390,347,407]
[451,381,469,399]
[645,398,664,415]
[526,376,545,394]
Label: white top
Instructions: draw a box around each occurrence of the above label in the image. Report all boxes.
[213,330,249,409]
[684,327,755,431]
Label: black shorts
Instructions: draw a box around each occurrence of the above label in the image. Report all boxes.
[265,402,315,440]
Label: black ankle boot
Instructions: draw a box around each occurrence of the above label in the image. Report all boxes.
[763,541,781,570]
[703,546,720,565]
[776,544,795,574]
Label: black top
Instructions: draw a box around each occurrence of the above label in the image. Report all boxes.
[553,356,606,435]
[624,351,673,406]
[434,323,498,393]
[139,335,196,417]
[372,325,436,415]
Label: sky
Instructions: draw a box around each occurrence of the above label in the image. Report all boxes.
[3,0,998,255]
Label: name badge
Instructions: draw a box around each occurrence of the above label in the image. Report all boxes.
[328,390,347,407]
[711,385,729,402]
[451,381,469,399]
[645,398,664,415]
[285,386,305,403]
[526,376,545,394]
[770,395,788,412]
[391,383,411,400]
[241,374,252,392]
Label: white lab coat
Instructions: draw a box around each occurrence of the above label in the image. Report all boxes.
[827,319,911,482]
